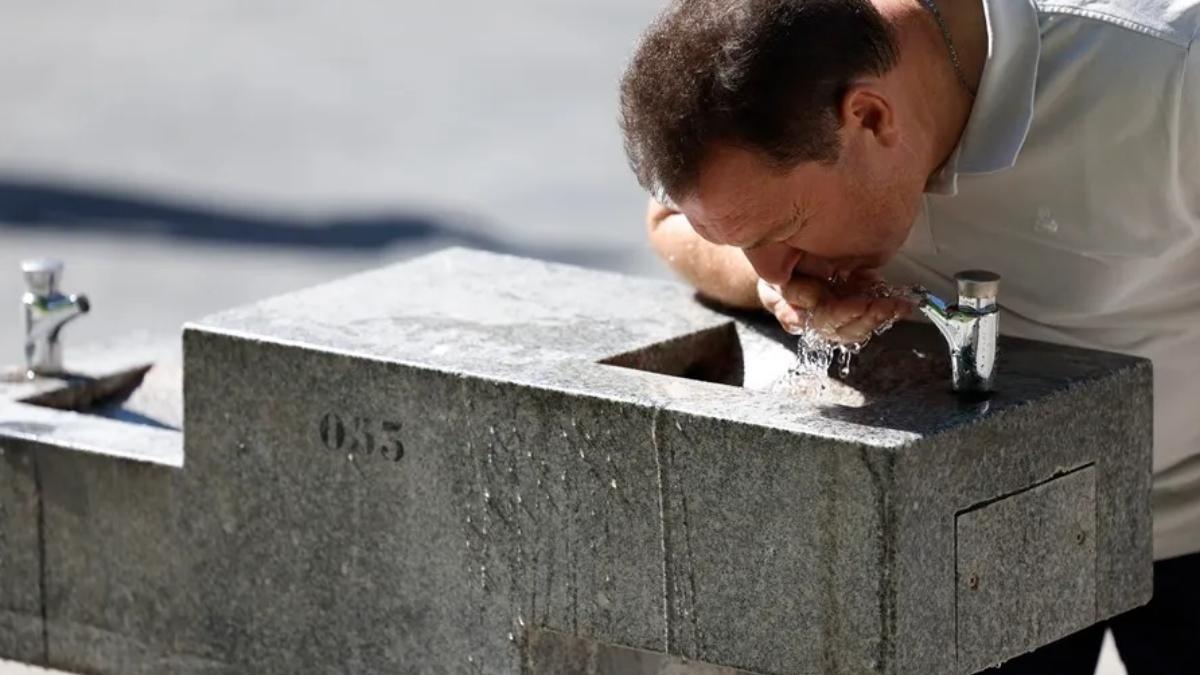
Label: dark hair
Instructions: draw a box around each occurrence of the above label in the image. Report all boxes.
[619,0,899,200]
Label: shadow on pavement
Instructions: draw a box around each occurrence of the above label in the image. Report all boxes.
[0,178,628,268]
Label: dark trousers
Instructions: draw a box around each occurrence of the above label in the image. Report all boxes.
[983,552,1200,674]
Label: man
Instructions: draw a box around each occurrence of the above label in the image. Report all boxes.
[620,1,1199,673]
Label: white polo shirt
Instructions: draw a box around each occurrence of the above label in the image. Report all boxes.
[886,0,1200,560]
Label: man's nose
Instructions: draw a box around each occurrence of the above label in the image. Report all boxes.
[742,244,802,286]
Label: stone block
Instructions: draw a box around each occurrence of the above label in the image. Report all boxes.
[1,249,1152,674]
[526,628,757,674]
[0,335,183,668]
[0,443,43,666]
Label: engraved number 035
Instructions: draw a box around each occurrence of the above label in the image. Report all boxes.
[318,412,405,462]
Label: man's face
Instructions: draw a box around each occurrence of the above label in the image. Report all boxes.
[677,143,924,286]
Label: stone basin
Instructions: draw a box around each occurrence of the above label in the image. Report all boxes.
[0,248,1152,675]
[602,308,955,412]
[0,335,183,468]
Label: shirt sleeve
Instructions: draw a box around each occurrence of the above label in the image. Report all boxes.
[1178,38,1200,233]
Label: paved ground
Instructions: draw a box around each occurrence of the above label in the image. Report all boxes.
[0,1,1126,673]
[0,0,665,359]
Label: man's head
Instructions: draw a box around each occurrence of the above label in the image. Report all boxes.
[620,0,936,284]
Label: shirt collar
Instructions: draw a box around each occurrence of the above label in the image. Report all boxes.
[925,0,1041,195]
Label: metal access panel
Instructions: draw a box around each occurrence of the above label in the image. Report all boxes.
[955,466,1098,673]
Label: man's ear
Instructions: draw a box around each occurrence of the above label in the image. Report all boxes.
[839,83,898,148]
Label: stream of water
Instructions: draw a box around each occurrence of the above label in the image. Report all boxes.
[772,280,922,395]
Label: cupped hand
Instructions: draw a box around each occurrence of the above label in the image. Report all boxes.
[757,271,913,344]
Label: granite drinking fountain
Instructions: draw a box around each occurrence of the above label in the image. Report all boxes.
[0,249,1152,674]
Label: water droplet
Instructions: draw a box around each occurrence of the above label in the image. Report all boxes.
[837,350,853,378]
[483,489,491,501]
[517,615,527,628]
[489,425,495,435]
[507,632,515,643]
[674,421,682,431]
[515,494,523,505]
[578,447,585,459]
[610,479,618,490]
[1035,206,1060,234]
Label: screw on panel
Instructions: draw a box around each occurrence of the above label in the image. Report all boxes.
[968,574,980,591]
[1076,531,1087,545]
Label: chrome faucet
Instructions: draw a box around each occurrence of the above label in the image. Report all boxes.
[915,271,1000,395]
[21,259,90,377]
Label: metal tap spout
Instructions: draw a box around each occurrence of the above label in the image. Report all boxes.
[22,259,91,377]
[915,270,1001,395]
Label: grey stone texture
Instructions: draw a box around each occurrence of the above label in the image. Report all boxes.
[0,334,184,668]
[526,629,757,674]
[0,443,41,666]
[955,467,1097,674]
[0,248,1153,674]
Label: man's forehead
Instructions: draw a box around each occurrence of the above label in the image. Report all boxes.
[682,192,786,248]
[688,157,803,237]
[682,200,752,246]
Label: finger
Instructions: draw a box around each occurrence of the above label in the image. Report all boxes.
[756,278,781,306]
[835,322,875,344]
[809,297,868,340]
[836,298,913,342]
[758,280,808,334]
[823,296,873,328]
[869,296,915,321]
[779,275,826,310]
[774,301,809,335]
[836,300,896,343]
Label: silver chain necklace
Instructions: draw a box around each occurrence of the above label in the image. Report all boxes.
[918,0,977,98]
